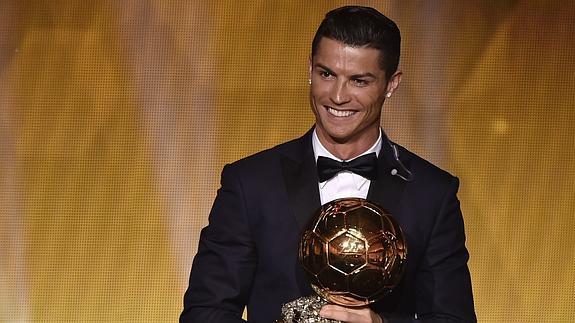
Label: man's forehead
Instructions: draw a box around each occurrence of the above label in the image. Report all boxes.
[311,38,385,74]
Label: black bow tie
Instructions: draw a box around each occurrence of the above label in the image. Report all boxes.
[316,153,378,182]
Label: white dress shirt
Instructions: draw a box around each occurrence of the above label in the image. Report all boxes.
[312,130,382,205]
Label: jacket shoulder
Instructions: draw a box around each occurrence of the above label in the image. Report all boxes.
[393,142,458,186]
[227,132,311,169]
[224,132,309,175]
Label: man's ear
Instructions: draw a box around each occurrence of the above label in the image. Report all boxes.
[386,70,403,95]
[308,56,313,81]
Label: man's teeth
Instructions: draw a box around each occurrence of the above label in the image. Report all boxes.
[327,107,355,117]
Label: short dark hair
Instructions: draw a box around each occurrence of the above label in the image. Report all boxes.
[311,6,401,80]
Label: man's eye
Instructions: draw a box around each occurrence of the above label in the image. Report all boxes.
[353,79,368,86]
[320,71,332,78]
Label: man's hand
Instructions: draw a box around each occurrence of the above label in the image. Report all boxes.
[319,304,383,323]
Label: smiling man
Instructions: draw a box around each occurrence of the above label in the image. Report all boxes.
[181,6,476,323]
[310,36,401,161]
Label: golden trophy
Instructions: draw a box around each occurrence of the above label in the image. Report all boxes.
[278,198,407,322]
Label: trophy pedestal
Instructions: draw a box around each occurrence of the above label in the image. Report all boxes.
[277,295,340,323]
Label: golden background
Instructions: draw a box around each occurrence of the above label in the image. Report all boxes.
[1,1,574,322]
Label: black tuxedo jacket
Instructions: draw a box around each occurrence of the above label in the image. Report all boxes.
[181,129,476,322]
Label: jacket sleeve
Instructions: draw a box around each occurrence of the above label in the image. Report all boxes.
[384,176,476,323]
[180,164,256,323]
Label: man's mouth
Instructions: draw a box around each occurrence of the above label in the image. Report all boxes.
[326,106,357,117]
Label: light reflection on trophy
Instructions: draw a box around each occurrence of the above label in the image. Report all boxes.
[278,198,407,323]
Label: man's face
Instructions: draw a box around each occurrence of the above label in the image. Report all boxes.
[309,37,401,150]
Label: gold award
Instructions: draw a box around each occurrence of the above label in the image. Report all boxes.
[279,198,407,322]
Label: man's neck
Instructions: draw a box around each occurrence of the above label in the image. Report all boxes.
[324,144,368,160]
[314,128,381,161]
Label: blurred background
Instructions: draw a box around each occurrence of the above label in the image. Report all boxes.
[1,1,574,322]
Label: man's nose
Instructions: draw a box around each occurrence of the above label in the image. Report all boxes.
[330,80,351,105]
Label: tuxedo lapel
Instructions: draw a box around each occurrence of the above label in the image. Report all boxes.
[279,129,320,298]
[280,129,322,231]
[367,133,408,216]
[367,164,406,216]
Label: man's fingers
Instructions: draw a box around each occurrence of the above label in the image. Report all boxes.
[320,304,354,321]
[319,304,381,323]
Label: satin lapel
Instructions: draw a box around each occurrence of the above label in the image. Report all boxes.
[367,138,407,216]
[367,166,406,216]
[280,132,321,231]
[280,132,320,298]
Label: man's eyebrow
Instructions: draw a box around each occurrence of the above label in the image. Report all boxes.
[351,72,377,79]
[315,63,335,75]
[314,63,378,79]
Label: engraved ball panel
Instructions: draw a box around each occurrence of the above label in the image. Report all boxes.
[315,266,349,292]
[328,232,367,274]
[345,204,385,240]
[388,230,407,256]
[366,234,395,269]
[300,231,329,275]
[349,265,391,298]
[313,210,347,241]
[381,214,401,235]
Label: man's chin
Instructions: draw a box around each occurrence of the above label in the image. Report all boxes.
[322,130,356,145]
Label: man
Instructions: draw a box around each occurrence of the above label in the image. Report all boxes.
[181,6,476,323]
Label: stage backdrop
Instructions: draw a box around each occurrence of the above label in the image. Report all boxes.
[1,1,574,322]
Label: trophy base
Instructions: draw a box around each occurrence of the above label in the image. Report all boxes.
[277,295,341,323]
